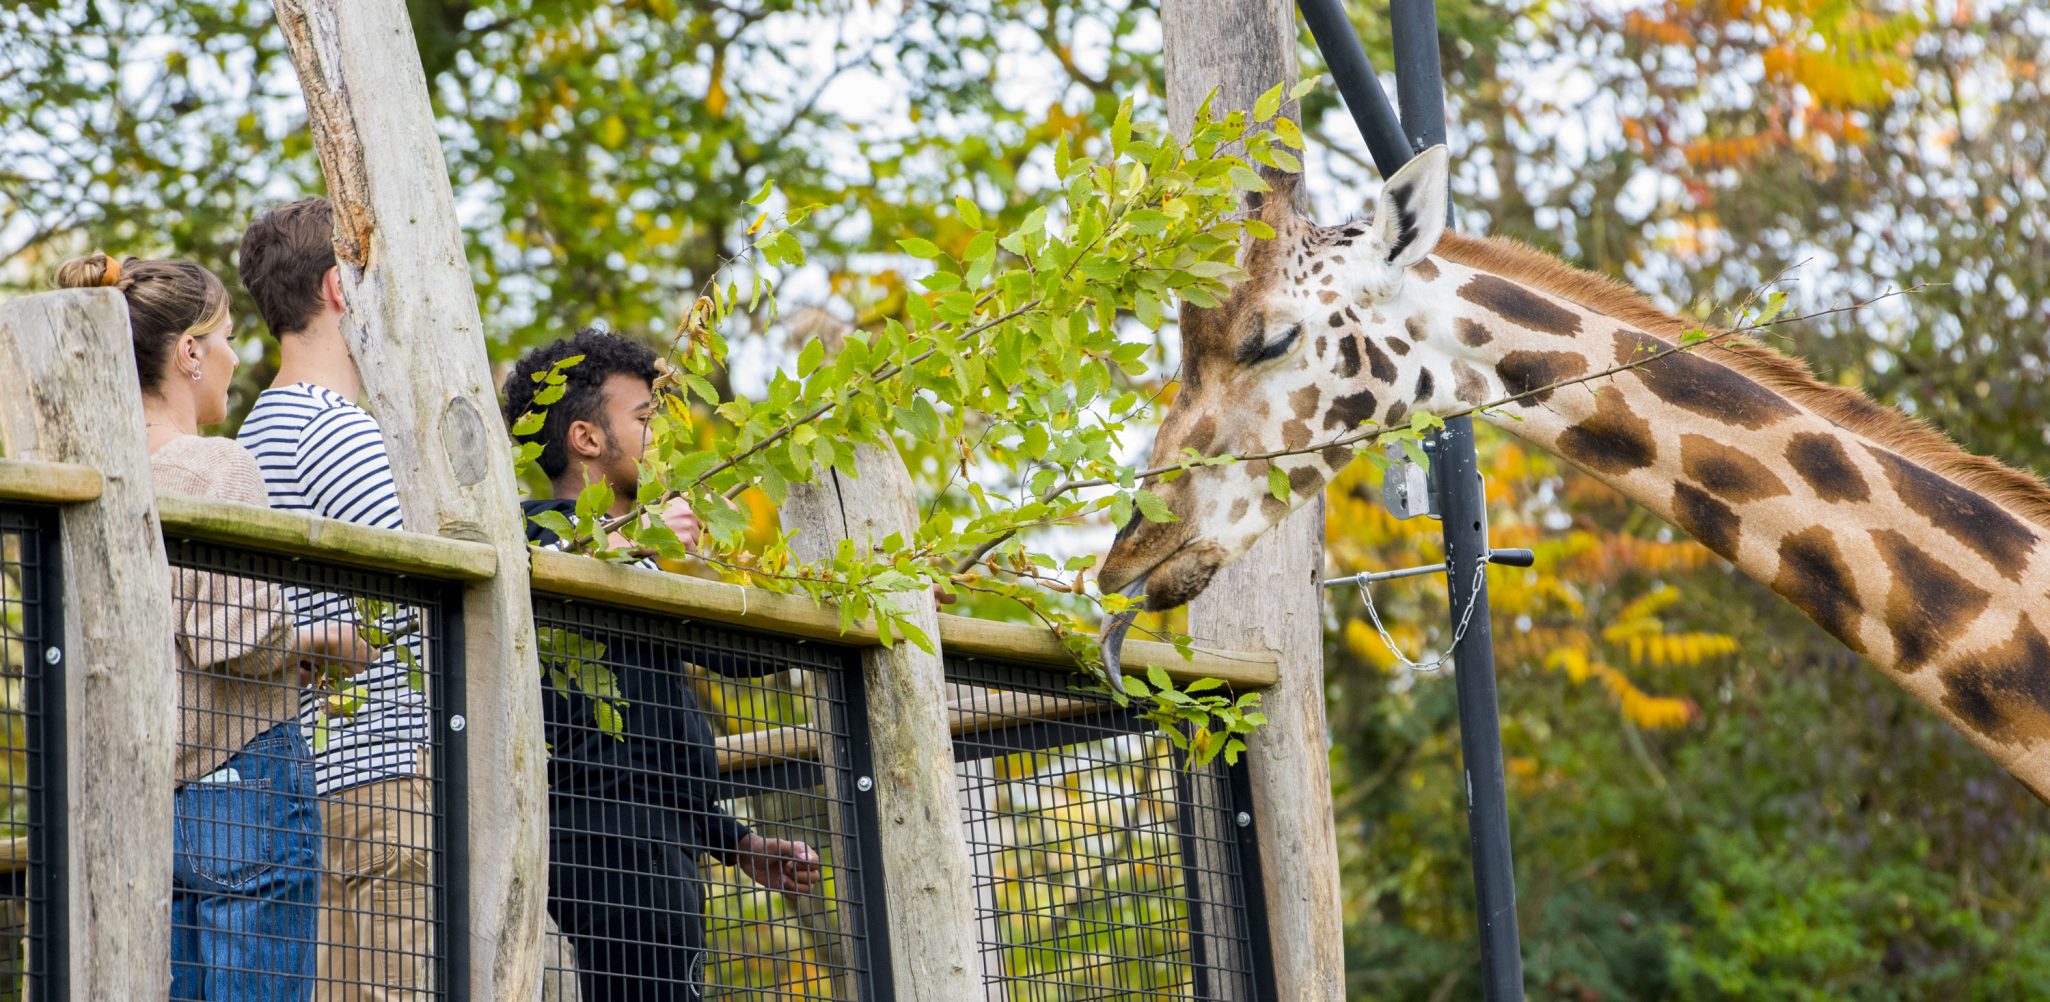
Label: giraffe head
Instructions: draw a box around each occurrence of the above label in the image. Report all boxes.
[1099,146,1451,612]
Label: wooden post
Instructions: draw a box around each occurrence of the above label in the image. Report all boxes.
[0,290,178,999]
[783,444,981,999]
[272,3,547,998]
[1165,2,1348,997]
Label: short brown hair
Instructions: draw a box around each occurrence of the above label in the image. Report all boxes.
[54,253,230,393]
[238,197,336,337]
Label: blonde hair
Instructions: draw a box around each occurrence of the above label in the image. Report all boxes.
[56,253,231,392]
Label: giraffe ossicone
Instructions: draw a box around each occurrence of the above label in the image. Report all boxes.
[1100,144,2050,800]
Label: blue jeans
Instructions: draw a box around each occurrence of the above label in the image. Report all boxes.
[171,722,322,1001]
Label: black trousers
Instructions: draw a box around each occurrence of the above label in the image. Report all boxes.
[549,834,706,1001]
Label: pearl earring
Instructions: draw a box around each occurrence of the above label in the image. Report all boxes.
[188,367,202,381]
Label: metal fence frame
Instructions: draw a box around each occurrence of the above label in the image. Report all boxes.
[2,502,67,1001]
[528,592,894,1001]
[159,533,466,999]
[946,653,1275,1000]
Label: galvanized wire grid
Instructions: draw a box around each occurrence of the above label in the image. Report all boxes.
[947,656,1258,1002]
[532,597,874,1002]
[165,538,448,1001]
[0,506,54,1000]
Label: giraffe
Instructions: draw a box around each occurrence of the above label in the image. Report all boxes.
[1098,146,2050,801]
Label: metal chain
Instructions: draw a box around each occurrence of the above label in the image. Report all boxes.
[1353,551,1493,673]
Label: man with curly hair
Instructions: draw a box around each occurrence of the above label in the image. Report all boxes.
[502,328,822,1001]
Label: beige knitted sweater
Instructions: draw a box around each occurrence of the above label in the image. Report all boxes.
[152,435,300,784]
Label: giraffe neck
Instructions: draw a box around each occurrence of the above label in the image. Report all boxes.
[1394,257,2050,799]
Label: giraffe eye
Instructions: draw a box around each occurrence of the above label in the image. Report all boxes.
[1240,323,1303,365]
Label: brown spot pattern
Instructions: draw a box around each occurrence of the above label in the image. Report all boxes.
[1557,391,1658,474]
[1679,434,1790,503]
[1941,617,2050,746]
[1288,465,1324,499]
[1453,362,1488,404]
[1614,330,1800,430]
[1772,526,1865,651]
[1181,415,1217,455]
[1457,274,1582,337]
[1495,350,1588,406]
[1413,369,1436,404]
[1405,314,1431,342]
[1409,258,1439,281]
[1456,318,1493,347]
[1336,337,1361,379]
[1361,337,1397,383]
[1672,483,1741,558]
[1785,433,1869,503]
[1228,497,1250,523]
[1869,529,1989,673]
[1387,337,1411,356]
[1866,445,2039,581]
[1289,385,1321,420]
[1326,388,1378,431]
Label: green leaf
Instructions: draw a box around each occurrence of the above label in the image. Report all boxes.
[746,178,775,206]
[1228,165,1271,192]
[1134,488,1177,524]
[1253,82,1284,123]
[953,195,982,229]
[1119,674,1151,698]
[797,337,826,376]
[1267,465,1291,503]
[1126,209,1170,235]
[1288,75,1323,100]
[1147,664,1172,693]
[898,237,942,259]
[511,410,546,436]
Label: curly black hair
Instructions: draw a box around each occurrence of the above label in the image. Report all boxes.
[501,327,660,480]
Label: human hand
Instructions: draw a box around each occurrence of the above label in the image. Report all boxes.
[735,833,822,897]
[295,622,379,686]
[659,498,702,552]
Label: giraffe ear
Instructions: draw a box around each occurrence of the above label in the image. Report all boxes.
[1371,144,1449,269]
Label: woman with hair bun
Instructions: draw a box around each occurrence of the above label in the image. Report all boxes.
[58,253,366,999]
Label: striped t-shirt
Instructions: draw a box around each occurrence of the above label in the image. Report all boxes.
[239,382,428,794]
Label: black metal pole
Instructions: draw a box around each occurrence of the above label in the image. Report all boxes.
[1295,0,1414,177]
[1387,2,1525,994]
[1303,0,1526,996]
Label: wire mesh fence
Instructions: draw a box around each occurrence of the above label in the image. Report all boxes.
[530,596,879,1002]
[164,536,452,1001]
[0,505,59,1001]
[949,656,1264,1001]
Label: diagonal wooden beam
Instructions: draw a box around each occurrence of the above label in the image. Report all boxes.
[272,3,546,996]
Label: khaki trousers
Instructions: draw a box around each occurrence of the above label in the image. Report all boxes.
[315,774,436,1000]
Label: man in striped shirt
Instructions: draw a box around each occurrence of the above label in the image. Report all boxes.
[236,197,434,1000]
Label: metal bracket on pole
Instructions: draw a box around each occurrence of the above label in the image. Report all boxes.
[1324,548,1533,590]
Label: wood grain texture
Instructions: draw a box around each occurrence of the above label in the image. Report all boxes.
[528,548,879,643]
[0,289,178,998]
[272,2,546,995]
[156,493,497,580]
[936,613,1279,689]
[783,444,982,999]
[0,458,103,502]
[1163,3,1348,995]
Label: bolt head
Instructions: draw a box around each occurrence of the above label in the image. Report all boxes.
[1235,811,1251,828]
[856,775,874,792]
[43,646,61,665]
[449,714,467,732]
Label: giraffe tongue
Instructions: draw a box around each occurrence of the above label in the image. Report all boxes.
[1098,599,1142,687]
